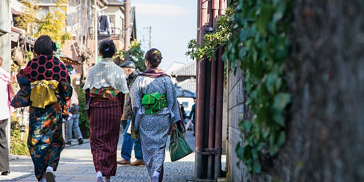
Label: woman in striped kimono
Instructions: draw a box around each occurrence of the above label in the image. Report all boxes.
[83,39,128,182]
[130,48,181,182]
[11,35,72,182]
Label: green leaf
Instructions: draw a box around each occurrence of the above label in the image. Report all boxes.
[273,112,285,127]
[240,29,248,42]
[277,131,286,146]
[239,47,248,58]
[253,162,261,173]
[272,93,291,112]
[236,144,245,160]
[257,4,274,36]
[244,121,251,132]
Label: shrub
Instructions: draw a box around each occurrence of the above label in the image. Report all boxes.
[10,121,29,156]
[75,86,90,138]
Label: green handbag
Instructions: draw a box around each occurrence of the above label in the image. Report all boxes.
[169,128,193,162]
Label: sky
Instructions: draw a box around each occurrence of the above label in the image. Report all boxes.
[130,0,197,70]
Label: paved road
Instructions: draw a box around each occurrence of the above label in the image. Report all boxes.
[0,130,225,182]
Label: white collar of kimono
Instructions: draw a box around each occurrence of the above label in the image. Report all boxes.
[83,58,129,94]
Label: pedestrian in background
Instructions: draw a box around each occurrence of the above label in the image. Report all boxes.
[130,48,181,182]
[180,103,187,123]
[188,99,196,136]
[11,35,73,182]
[0,57,14,176]
[83,39,128,182]
[117,61,145,166]
[66,88,84,145]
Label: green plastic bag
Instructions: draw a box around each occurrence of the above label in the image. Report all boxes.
[169,128,193,162]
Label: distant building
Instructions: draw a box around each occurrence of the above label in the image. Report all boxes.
[167,61,197,114]
[35,0,137,86]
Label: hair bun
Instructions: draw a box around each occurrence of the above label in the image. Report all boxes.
[145,48,162,68]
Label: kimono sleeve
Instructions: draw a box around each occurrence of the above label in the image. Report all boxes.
[11,71,31,108]
[165,77,181,124]
[130,77,143,130]
[118,92,125,115]
[58,81,73,101]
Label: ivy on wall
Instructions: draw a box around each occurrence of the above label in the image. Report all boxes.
[187,0,292,174]
[226,0,292,173]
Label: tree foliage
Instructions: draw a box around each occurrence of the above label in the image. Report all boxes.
[14,0,71,48]
[114,40,146,71]
[186,9,232,61]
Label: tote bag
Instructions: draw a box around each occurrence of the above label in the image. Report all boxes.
[169,128,193,162]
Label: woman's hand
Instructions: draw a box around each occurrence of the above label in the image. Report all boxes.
[169,123,177,134]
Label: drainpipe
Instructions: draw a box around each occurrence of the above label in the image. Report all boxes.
[206,0,220,179]
[207,56,217,179]
[196,57,206,179]
[212,0,219,29]
[195,0,208,179]
[94,0,98,64]
[214,47,224,180]
[198,0,208,44]
[124,0,130,61]
[219,0,226,15]
[214,1,226,179]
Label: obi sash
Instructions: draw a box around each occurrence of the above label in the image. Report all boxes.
[30,80,59,109]
[142,92,167,114]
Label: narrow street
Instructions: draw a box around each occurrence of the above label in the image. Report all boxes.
[1,129,222,182]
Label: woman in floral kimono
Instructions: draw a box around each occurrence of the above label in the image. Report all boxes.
[83,39,128,182]
[130,48,180,182]
[11,35,72,182]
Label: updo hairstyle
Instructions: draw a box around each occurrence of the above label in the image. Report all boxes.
[145,48,163,68]
[99,39,117,58]
[34,35,55,56]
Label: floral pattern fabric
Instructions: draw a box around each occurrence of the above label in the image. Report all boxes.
[11,56,72,181]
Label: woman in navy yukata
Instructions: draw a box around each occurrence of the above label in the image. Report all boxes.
[11,35,72,182]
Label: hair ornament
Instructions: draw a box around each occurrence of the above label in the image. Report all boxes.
[52,42,58,52]
[105,47,110,51]
[153,50,161,57]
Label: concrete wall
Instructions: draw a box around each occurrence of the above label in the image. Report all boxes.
[225,66,271,182]
[226,66,249,181]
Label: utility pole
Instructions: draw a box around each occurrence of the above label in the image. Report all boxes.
[94,0,98,64]
[149,26,151,49]
[143,26,152,50]
[124,0,130,61]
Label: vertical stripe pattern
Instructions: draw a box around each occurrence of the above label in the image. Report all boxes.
[89,104,121,177]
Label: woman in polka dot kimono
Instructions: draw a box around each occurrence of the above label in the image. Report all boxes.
[11,35,72,182]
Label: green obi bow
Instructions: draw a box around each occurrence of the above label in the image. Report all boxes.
[142,92,167,114]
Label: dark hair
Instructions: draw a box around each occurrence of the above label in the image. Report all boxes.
[99,39,117,58]
[34,35,54,56]
[145,48,162,68]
